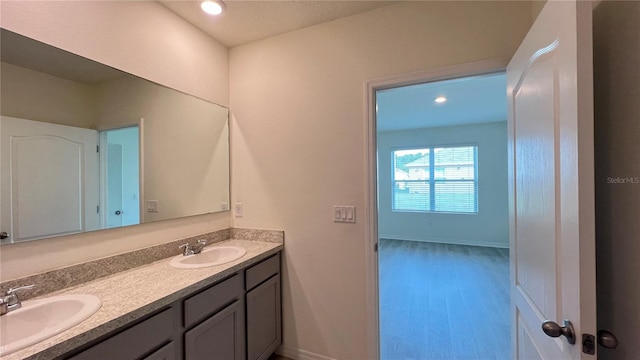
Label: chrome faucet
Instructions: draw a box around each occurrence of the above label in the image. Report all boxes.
[0,285,34,315]
[179,239,207,256]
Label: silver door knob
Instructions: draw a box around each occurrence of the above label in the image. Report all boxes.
[598,330,618,349]
[0,232,8,239]
[542,319,576,345]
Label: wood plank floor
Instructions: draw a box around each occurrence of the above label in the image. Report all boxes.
[379,239,510,360]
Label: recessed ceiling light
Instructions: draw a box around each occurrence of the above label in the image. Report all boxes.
[201,1,225,15]
[434,96,447,103]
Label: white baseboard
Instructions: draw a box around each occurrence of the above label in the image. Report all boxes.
[276,345,338,360]
[378,234,509,249]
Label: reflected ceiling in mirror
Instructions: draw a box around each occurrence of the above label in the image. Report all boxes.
[0,28,230,245]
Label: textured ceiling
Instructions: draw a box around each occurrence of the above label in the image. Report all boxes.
[377,73,507,132]
[159,0,397,48]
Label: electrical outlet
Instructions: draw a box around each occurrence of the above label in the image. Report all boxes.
[147,200,158,213]
[235,203,243,217]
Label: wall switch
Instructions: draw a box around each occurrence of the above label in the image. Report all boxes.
[346,208,354,221]
[235,203,243,217]
[221,202,229,211]
[147,200,158,213]
[333,205,356,223]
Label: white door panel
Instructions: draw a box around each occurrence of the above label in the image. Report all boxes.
[508,1,596,359]
[1,116,99,242]
[12,136,84,239]
[518,314,545,360]
[514,41,560,339]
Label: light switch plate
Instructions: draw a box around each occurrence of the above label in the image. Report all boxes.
[333,205,356,223]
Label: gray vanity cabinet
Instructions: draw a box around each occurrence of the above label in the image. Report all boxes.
[245,254,282,360]
[63,252,281,360]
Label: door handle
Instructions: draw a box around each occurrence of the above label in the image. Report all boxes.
[542,319,576,344]
[0,232,9,239]
[598,330,618,349]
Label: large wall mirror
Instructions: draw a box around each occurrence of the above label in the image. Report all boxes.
[0,29,230,245]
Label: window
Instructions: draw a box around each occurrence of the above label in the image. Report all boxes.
[392,146,478,213]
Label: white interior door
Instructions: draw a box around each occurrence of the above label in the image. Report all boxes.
[507,1,596,359]
[0,116,99,242]
[106,143,123,228]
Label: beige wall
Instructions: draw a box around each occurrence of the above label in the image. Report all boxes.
[0,1,231,281]
[0,62,96,128]
[230,2,533,358]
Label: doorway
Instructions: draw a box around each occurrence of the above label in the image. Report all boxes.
[99,126,140,229]
[367,4,601,359]
[374,70,511,359]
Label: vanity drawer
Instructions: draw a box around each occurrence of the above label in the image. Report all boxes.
[143,341,175,360]
[67,308,174,360]
[245,254,280,291]
[184,273,243,328]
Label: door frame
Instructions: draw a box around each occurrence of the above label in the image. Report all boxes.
[364,57,510,359]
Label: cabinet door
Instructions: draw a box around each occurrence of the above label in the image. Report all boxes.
[184,299,245,360]
[246,275,281,360]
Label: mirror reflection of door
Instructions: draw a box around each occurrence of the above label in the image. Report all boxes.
[0,116,99,243]
[106,143,123,228]
[100,126,140,229]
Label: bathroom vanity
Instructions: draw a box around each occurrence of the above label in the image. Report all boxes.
[0,237,283,360]
[68,253,280,360]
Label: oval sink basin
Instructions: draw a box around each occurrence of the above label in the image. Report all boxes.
[0,294,101,356]
[170,246,247,269]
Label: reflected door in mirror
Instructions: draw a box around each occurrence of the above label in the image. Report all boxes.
[0,116,99,243]
[101,127,140,229]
